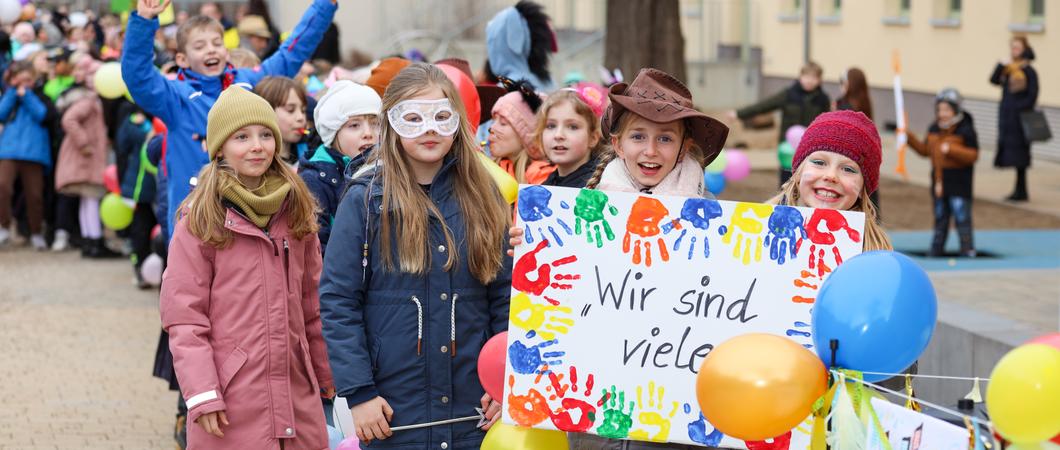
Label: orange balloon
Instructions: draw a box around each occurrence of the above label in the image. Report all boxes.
[696,333,827,441]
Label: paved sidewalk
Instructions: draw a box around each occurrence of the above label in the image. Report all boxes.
[0,249,173,449]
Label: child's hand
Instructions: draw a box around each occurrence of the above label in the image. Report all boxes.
[480,393,502,430]
[15,86,24,97]
[196,410,228,438]
[940,142,951,154]
[506,227,524,257]
[136,0,171,20]
[351,396,394,444]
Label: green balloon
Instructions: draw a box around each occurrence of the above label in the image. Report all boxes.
[100,193,134,230]
[706,150,728,173]
[778,141,795,170]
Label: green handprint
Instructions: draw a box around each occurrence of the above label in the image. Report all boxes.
[629,381,680,442]
[721,202,774,265]
[595,386,635,439]
[574,189,619,248]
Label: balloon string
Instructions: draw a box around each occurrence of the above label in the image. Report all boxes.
[859,371,991,382]
[830,370,994,428]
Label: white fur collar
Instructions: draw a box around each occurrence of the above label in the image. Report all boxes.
[596,157,704,197]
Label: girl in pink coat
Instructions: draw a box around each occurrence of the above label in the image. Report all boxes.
[161,86,334,450]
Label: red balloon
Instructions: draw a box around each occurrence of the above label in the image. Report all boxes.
[151,224,161,240]
[438,65,480,134]
[477,331,507,402]
[152,117,167,135]
[103,164,120,194]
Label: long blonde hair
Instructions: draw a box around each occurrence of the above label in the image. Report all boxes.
[178,149,319,248]
[374,63,510,284]
[768,163,892,251]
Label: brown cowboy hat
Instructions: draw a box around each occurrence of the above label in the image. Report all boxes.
[435,58,506,125]
[601,68,729,167]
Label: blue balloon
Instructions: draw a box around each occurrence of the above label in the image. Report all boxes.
[328,425,344,449]
[704,171,726,196]
[811,251,937,382]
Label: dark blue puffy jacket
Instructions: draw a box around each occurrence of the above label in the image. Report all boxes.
[319,155,512,450]
[296,144,372,251]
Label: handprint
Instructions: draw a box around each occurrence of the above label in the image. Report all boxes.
[790,270,821,304]
[518,185,573,246]
[628,381,680,442]
[507,374,551,427]
[663,198,723,259]
[511,240,580,298]
[623,197,672,267]
[785,320,813,348]
[763,206,806,265]
[802,209,862,277]
[507,330,565,374]
[683,404,725,446]
[745,430,793,450]
[543,366,598,432]
[574,189,619,248]
[509,293,574,341]
[595,386,635,439]
[721,203,774,265]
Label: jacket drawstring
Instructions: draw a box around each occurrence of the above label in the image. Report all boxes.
[410,296,423,355]
[449,294,458,358]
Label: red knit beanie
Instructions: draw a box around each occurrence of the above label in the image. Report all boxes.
[792,110,882,194]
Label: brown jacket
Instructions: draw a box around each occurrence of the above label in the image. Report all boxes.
[907,123,978,189]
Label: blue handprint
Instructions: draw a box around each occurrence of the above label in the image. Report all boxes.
[763,206,806,265]
[518,186,573,246]
[662,198,723,259]
[683,404,725,446]
[508,330,565,374]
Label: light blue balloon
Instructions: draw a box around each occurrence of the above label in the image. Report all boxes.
[328,425,344,449]
[704,170,726,195]
[811,251,937,382]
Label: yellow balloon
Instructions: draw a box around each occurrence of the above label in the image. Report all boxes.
[696,333,828,441]
[224,28,241,49]
[481,423,568,450]
[987,344,1060,444]
[476,151,518,204]
[94,62,127,100]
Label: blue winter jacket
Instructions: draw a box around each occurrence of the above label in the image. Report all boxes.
[297,144,373,251]
[319,155,512,450]
[0,88,51,169]
[121,0,337,238]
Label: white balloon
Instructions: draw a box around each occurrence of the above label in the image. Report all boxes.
[0,0,21,24]
[141,253,164,286]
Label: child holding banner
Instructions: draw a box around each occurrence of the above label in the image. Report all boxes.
[767,110,892,251]
[534,86,608,188]
[319,63,513,449]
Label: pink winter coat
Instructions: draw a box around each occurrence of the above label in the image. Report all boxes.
[161,200,334,450]
[54,88,108,197]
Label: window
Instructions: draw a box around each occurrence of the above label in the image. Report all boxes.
[778,0,803,22]
[900,0,911,14]
[883,0,912,25]
[816,0,842,23]
[1010,0,1045,32]
[949,0,962,18]
[931,0,961,27]
[1030,0,1045,23]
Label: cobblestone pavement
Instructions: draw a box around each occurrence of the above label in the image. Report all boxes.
[0,248,174,450]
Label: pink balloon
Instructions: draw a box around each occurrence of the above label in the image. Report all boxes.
[335,436,361,450]
[103,164,121,194]
[1028,333,1060,351]
[722,150,751,182]
[786,125,806,149]
[477,331,508,402]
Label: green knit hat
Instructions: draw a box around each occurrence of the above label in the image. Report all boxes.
[206,86,283,160]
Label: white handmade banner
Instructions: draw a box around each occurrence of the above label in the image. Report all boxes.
[503,185,865,447]
[867,398,971,450]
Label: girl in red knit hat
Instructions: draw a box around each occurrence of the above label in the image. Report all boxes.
[768,110,892,251]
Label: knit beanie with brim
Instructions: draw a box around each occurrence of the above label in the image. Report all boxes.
[314,80,381,148]
[492,91,544,160]
[206,86,284,160]
[792,110,882,194]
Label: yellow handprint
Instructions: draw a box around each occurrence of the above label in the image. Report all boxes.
[509,292,574,340]
[628,381,680,443]
[721,202,775,265]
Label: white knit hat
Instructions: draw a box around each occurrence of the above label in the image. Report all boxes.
[314,80,382,147]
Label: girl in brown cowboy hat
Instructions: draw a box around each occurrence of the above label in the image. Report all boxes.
[506,69,730,450]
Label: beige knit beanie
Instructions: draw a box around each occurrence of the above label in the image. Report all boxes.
[206,86,284,160]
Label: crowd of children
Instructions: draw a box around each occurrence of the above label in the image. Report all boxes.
[0,0,1011,448]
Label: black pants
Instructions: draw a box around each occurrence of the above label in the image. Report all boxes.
[931,195,974,255]
[128,203,158,269]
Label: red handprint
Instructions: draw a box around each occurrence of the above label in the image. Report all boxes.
[745,431,792,450]
[512,240,580,299]
[800,209,862,277]
[623,197,673,267]
[543,366,598,432]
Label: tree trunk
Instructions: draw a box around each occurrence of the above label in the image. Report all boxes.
[604,0,687,84]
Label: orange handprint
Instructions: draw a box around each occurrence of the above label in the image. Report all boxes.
[622,197,672,267]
